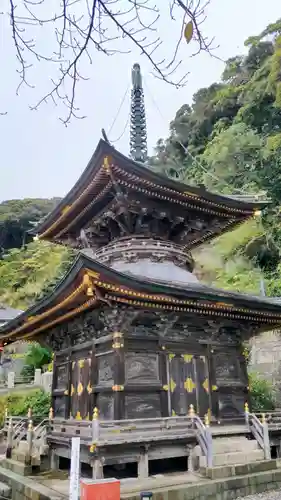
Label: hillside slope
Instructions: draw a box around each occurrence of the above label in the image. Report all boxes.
[151,18,281,298]
[0,242,73,310]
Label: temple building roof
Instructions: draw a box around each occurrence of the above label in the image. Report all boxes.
[1,252,281,345]
[0,305,23,327]
[30,139,267,251]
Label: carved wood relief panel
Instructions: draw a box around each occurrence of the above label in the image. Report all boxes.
[125,393,161,419]
[53,396,66,418]
[124,352,160,384]
[97,394,115,420]
[97,353,115,386]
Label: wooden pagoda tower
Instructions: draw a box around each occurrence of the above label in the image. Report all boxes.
[1,65,281,473]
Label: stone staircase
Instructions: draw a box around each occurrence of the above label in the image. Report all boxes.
[193,435,265,470]
[0,480,11,499]
[11,440,49,472]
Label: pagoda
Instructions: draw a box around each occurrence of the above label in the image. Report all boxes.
[1,64,281,473]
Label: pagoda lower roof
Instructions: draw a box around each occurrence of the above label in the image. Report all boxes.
[1,252,281,345]
[29,139,267,247]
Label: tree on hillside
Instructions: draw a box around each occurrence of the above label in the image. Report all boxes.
[3,0,214,124]
[151,20,281,189]
[149,19,281,288]
[0,198,61,253]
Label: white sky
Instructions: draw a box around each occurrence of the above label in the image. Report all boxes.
[0,0,280,201]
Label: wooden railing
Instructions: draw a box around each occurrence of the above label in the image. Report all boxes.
[3,406,214,468]
[191,413,213,468]
[49,414,196,445]
[49,405,213,467]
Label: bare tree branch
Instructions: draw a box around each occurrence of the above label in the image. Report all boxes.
[4,0,215,124]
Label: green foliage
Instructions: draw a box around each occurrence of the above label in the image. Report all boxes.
[151,18,281,296]
[0,389,50,425]
[21,364,35,382]
[0,241,74,309]
[21,344,52,379]
[24,344,52,369]
[7,389,51,419]
[249,372,276,412]
[0,198,61,252]
[200,123,262,193]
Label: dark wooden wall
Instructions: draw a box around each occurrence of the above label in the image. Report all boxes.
[49,308,249,422]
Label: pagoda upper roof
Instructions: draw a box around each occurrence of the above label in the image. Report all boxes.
[1,251,281,345]
[30,139,268,248]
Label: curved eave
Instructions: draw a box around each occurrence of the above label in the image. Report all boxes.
[1,254,281,344]
[29,139,268,242]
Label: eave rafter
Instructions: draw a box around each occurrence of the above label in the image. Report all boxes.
[35,151,263,247]
[87,272,281,325]
[0,271,100,343]
[3,262,281,345]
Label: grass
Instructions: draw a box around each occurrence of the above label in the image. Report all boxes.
[195,218,264,294]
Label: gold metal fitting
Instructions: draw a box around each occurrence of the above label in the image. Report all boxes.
[89,443,96,453]
[113,332,123,339]
[244,402,249,413]
[188,404,195,417]
[112,385,124,392]
[93,407,99,420]
[87,286,94,297]
[27,408,32,419]
[28,420,33,431]
[103,156,111,174]
[204,413,210,427]
[49,407,54,420]
[83,274,94,296]
[112,342,124,349]
[261,413,266,424]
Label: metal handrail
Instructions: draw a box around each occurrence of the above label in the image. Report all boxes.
[245,405,270,460]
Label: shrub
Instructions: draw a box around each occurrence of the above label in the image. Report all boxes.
[21,364,35,381]
[249,372,276,411]
[24,344,52,369]
[0,389,51,425]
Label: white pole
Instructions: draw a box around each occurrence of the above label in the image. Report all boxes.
[69,437,80,500]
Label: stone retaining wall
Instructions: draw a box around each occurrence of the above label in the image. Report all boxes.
[0,466,63,500]
[249,329,281,403]
[122,464,281,500]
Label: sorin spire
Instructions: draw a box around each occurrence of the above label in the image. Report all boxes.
[130,63,148,163]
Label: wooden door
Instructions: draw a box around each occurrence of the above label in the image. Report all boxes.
[210,347,248,421]
[70,357,92,420]
[52,358,69,418]
[167,353,210,417]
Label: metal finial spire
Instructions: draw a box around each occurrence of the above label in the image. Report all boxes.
[130,63,148,163]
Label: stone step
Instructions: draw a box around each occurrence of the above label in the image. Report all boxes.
[199,449,265,468]
[1,458,32,476]
[194,437,259,457]
[12,450,41,467]
[201,459,277,480]
[0,480,11,499]
[212,437,259,454]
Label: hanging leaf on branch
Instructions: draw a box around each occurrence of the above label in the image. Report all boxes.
[3,0,216,124]
[184,21,194,44]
